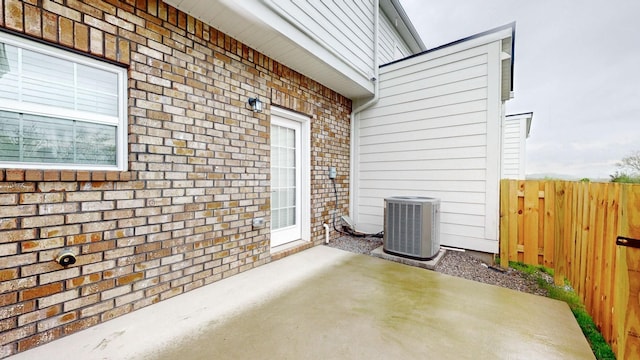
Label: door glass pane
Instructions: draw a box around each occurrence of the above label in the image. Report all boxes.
[271,123,297,230]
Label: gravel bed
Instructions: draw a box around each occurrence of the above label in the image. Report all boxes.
[435,250,549,296]
[326,235,383,254]
[327,235,549,297]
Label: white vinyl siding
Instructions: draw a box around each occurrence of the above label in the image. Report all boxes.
[268,0,375,79]
[502,114,531,179]
[0,32,127,171]
[379,10,411,63]
[354,40,506,253]
[266,1,414,76]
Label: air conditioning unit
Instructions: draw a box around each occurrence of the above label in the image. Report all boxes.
[384,196,440,260]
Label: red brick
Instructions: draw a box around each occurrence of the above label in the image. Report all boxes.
[20,283,63,302]
[24,4,41,37]
[67,273,101,289]
[0,292,17,307]
[104,34,118,61]
[91,171,106,181]
[0,269,19,281]
[5,169,24,181]
[21,215,65,228]
[0,300,36,320]
[0,229,37,243]
[63,316,99,335]
[36,311,77,332]
[42,11,58,41]
[90,27,104,56]
[0,253,37,269]
[100,303,132,321]
[0,317,15,333]
[17,328,62,352]
[24,170,43,181]
[17,305,61,326]
[76,171,91,181]
[5,0,24,31]
[80,279,114,296]
[58,16,74,47]
[43,170,60,181]
[0,324,35,346]
[37,182,78,192]
[60,171,75,181]
[115,272,143,286]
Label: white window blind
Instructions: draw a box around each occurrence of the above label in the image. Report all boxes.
[0,32,127,170]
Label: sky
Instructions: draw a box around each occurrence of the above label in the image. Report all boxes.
[399,0,640,179]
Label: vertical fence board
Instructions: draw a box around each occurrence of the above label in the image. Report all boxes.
[591,183,606,330]
[584,183,598,311]
[563,183,574,286]
[578,182,591,301]
[499,180,638,359]
[601,183,619,342]
[524,181,539,264]
[543,181,555,268]
[570,184,580,287]
[554,181,566,285]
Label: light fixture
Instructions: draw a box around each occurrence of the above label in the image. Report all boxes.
[248,97,263,113]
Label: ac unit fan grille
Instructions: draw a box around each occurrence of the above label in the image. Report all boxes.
[383,196,440,260]
[387,202,422,255]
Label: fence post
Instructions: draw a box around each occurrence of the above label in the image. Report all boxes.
[500,179,509,268]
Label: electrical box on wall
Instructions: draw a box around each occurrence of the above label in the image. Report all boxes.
[329,167,337,179]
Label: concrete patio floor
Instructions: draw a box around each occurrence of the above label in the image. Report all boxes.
[10,246,594,360]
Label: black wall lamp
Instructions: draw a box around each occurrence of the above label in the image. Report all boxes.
[248,97,263,113]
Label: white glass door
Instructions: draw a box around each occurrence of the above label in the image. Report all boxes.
[271,117,302,247]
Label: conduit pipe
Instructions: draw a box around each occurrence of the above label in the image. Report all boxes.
[323,223,330,244]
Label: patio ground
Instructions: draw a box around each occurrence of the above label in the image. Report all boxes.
[9,246,594,360]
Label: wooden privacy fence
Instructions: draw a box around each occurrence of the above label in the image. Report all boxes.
[499,180,640,359]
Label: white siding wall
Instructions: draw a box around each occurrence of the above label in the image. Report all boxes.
[502,114,531,179]
[354,40,506,253]
[379,11,412,64]
[269,1,414,76]
[268,1,375,78]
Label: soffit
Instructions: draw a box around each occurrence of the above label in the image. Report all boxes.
[163,0,373,99]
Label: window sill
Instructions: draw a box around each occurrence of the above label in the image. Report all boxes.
[0,169,136,182]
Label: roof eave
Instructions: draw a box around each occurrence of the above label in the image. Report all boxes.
[380,0,427,53]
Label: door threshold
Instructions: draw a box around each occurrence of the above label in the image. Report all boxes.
[271,240,313,261]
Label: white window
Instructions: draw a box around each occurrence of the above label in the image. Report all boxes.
[0,32,127,171]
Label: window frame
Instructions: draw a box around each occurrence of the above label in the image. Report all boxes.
[0,31,128,171]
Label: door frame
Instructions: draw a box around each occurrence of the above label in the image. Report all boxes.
[270,107,310,247]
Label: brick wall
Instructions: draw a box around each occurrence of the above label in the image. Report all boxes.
[0,0,352,357]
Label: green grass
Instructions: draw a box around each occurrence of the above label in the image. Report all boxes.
[508,261,616,359]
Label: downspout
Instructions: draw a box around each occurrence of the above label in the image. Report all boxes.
[348,0,381,218]
[323,223,330,244]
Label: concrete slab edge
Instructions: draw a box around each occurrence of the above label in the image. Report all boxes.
[370,246,446,270]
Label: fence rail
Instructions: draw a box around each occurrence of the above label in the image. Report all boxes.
[499,180,640,359]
